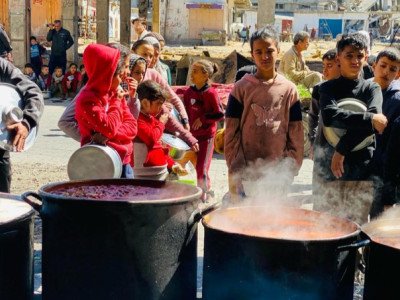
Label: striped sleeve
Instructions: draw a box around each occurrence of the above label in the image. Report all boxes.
[225,94,243,119]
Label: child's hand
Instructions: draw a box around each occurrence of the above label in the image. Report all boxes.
[331,151,345,179]
[117,88,129,100]
[372,113,388,134]
[125,77,138,97]
[192,118,202,130]
[159,113,169,124]
[7,122,29,152]
[66,81,71,88]
[91,132,108,145]
[172,164,188,176]
[191,143,199,152]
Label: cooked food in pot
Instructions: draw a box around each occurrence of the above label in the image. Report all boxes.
[50,184,173,200]
[203,206,359,241]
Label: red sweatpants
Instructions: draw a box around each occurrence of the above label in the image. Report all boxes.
[196,138,214,192]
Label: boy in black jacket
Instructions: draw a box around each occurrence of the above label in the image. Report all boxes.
[313,32,387,223]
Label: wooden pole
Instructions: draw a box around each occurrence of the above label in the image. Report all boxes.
[152,0,160,33]
[96,0,110,44]
[120,0,131,46]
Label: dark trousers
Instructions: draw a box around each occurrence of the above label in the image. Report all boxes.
[0,155,11,193]
[49,54,67,75]
[31,56,42,76]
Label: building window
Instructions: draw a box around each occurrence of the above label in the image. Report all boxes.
[276,4,284,9]
[299,5,310,10]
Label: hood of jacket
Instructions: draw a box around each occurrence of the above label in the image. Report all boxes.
[384,79,400,96]
[83,44,120,96]
[129,53,147,73]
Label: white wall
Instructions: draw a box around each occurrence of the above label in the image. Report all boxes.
[293,12,369,35]
[159,1,189,43]
[292,13,319,34]
[243,11,257,35]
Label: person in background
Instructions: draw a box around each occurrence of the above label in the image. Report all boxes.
[369,47,400,218]
[77,64,86,92]
[136,80,187,176]
[49,66,64,99]
[240,26,247,45]
[37,64,51,91]
[30,36,46,77]
[142,36,172,85]
[0,23,12,62]
[314,32,387,223]
[310,27,317,41]
[382,116,400,208]
[46,20,74,74]
[75,43,137,178]
[225,26,304,199]
[242,25,251,46]
[184,59,224,202]
[132,39,190,130]
[124,54,198,149]
[358,30,374,80]
[62,62,81,100]
[23,63,38,84]
[0,57,44,192]
[131,17,149,41]
[308,49,341,158]
[278,31,323,89]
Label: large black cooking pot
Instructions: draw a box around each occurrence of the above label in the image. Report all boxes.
[201,206,361,300]
[0,193,35,300]
[360,217,400,300]
[22,179,202,300]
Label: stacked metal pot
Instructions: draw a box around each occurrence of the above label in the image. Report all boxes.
[0,193,35,300]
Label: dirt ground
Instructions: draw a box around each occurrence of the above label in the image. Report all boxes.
[161,39,389,63]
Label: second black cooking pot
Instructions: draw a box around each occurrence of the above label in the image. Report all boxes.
[202,206,361,300]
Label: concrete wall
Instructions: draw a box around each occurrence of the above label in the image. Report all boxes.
[257,0,275,28]
[61,0,78,64]
[160,1,189,43]
[159,0,230,44]
[8,0,28,68]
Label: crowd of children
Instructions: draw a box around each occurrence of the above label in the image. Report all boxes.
[23,36,84,100]
[306,32,400,221]
[54,25,400,214]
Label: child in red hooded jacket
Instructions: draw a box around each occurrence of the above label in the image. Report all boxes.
[184,59,224,201]
[136,80,187,176]
[75,43,137,178]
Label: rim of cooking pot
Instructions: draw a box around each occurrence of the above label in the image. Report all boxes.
[202,206,361,242]
[361,217,400,248]
[0,193,35,226]
[38,179,202,205]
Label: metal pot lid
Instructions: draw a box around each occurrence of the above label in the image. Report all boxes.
[0,83,38,152]
[67,144,123,180]
[322,98,375,152]
[162,133,190,150]
[0,193,34,224]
